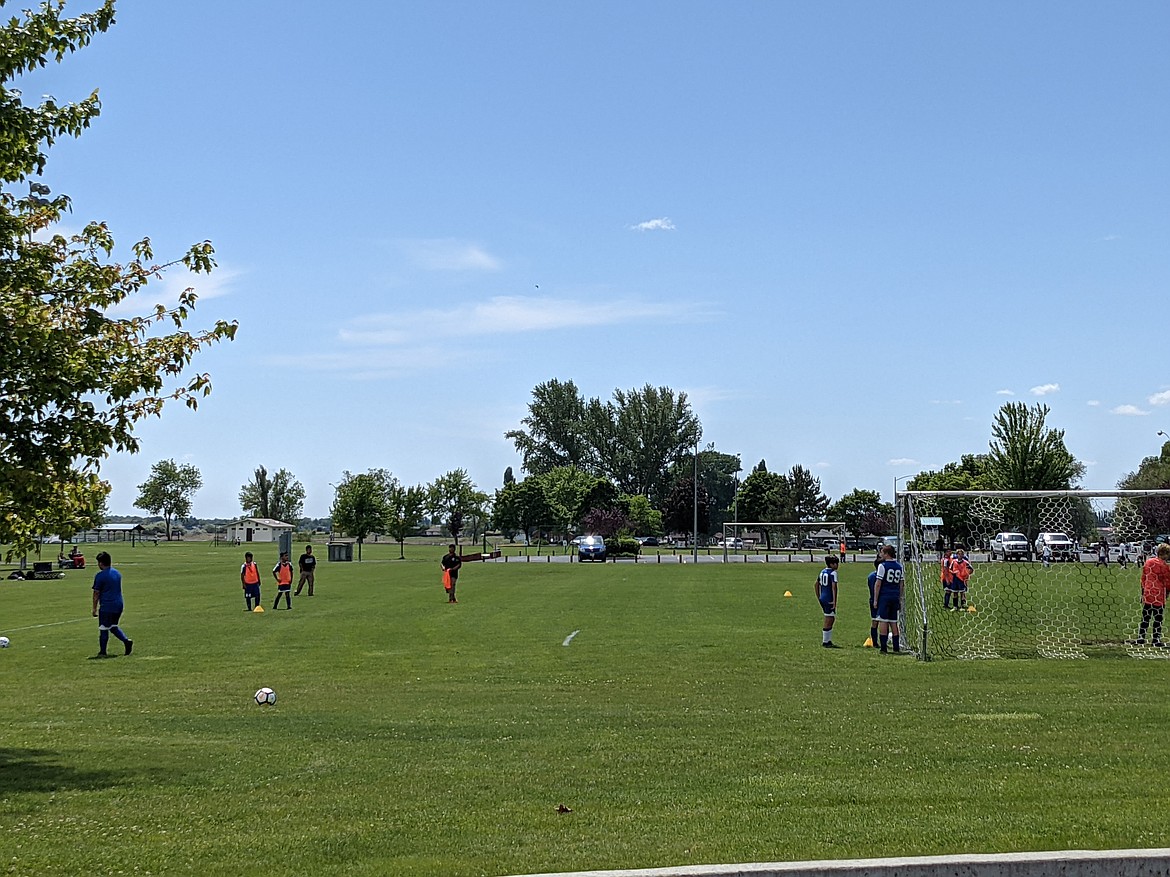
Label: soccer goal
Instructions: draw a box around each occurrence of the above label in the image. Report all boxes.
[720,521,845,557]
[897,489,1170,661]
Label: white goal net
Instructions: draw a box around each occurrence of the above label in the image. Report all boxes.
[897,490,1170,660]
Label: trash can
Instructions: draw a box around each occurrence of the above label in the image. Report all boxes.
[327,542,353,562]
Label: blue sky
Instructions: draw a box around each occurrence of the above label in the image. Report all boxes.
[18,1,1170,518]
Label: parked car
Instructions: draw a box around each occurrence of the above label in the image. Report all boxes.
[637,536,659,546]
[720,537,744,550]
[577,535,607,562]
[990,532,1031,561]
[1034,531,1075,562]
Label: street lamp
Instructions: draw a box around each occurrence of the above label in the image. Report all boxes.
[692,443,699,563]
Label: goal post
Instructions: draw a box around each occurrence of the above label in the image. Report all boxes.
[895,489,1170,660]
[720,521,845,557]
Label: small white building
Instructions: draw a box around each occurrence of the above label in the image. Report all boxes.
[225,517,294,543]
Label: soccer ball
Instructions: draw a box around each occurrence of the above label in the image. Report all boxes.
[0,636,9,648]
[253,687,276,706]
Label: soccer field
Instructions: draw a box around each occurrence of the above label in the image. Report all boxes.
[3,543,1169,876]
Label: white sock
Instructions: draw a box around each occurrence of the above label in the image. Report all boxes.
[823,630,831,644]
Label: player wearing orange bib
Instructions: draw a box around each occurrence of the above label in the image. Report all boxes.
[940,549,955,609]
[241,552,262,611]
[949,548,973,611]
[272,552,294,610]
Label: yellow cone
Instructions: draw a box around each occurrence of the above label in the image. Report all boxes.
[863,637,873,647]
[253,605,265,613]
[966,605,977,613]
[783,590,793,598]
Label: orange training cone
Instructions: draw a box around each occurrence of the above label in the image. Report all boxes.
[783,590,793,598]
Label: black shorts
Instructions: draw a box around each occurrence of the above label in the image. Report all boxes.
[98,609,123,630]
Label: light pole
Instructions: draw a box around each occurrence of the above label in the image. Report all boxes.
[692,443,699,563]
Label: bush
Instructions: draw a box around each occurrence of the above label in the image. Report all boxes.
[605,536,641,557]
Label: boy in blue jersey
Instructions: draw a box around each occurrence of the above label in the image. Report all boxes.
[872,545,904,654]
[90,551,133,658]
[868,556,882,649]
[815,556,842,648]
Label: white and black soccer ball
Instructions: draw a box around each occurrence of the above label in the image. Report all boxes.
[253,686,276,706]
[0,636,9,648]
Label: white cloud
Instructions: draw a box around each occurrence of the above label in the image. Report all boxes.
[814,461,830,469]
[1111,405,1149,416]
[630,217,676,232]
[930,399,962,405]
[995,389,1015,396]
[337,295,705,346]
[1100,234,1121,241]
[105,266,239,317]
[1149,390,1170,407]
[397,239,502,272]
[1030,383,1060,396]
[888,458,919,467]
[1086,400,1100,407]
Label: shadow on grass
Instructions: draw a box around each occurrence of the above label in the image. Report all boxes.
[0,748,143,793]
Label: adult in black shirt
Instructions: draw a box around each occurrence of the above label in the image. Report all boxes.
[295,544,317,596]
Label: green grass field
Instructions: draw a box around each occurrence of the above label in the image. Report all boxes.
[3,543,1169,876]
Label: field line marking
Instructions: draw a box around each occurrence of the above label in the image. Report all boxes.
[3,613,167,635]
[562,629,580,646]
[3,617,90,633]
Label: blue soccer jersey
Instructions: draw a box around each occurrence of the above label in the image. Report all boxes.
[867,571,879,619]
[817,567,837,604]
[92,567,124,612]
[875,560,904,599]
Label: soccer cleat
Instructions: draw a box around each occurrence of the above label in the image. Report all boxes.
[124,639,133,656]
[1126,639,1146,645]
[822,641,842,649]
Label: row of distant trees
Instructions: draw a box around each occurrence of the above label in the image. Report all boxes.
[129,397,1125,558]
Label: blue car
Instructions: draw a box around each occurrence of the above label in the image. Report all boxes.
[577,536,607,562]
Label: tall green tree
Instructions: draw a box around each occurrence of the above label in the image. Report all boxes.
[384,483,427,560]
[589,384,702,501]
[828,489,895,538]
[505,380,703,505]
[735,462,792,548]
[1119,440,1170,533]
[661,476,710,537]
[0,2,236,556]
[238,465,305,524]
[505,379,593,475]
[986,403,1084,541]
[134,459,202,541]
[538,466,599,537]
[330,469,394,561]
[907,454,994,545]
[427,469,488,544]
[987,402,1084,490]
[494,478,551,543]
[668,447,741,533]
[621,494,663,537]
[786,465,830,522]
